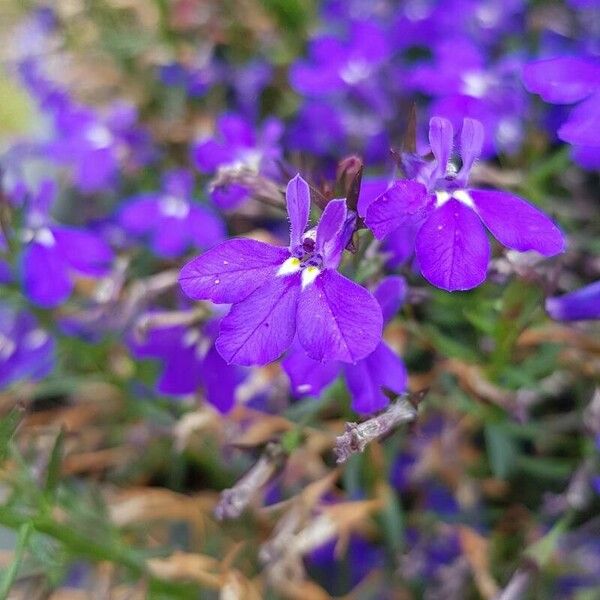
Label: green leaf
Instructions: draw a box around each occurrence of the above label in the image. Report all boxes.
[44,429,65,500]
[485,424,518,479]
[377,486,405,554]
[0,523,33,599]
[0,407,24,463]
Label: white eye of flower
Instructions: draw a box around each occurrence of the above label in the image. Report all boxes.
[462,71,489,98]
[237,149,262,173]
[85,124,114,149]
[34,227,56,247]
[159,195,190,219]
[23,328,49,350]
[340,59,372,85]
[0,333,16,360]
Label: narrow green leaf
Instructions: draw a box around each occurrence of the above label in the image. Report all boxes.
[485,424,518,479]
[0,523,33,599]
[44,429,65,499]
[0,407,24,463]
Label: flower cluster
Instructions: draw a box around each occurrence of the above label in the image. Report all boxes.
[1,2,599,596]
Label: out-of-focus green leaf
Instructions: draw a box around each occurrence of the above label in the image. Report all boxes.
[0,523,32,600]
[485,424,518,479]
[0,406,23,463]
[44,429,65,500]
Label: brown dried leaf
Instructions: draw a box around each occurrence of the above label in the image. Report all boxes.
[147,552,222,588]
[458,526,499,600]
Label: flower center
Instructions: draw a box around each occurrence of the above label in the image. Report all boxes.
[85,124,114,149]
[435,189,475,209]
[159,194,190,219]
[277,234,324,288]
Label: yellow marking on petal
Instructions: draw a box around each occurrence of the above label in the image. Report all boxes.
[277,257,301,276]
[301,266,321,289]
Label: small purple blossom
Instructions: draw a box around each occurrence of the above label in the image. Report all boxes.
[179,175,383,366]
[0,304,55,389]
[405,38,528,155]
[191,113,282,210]
[523,56,600,169]
[129,318,245,413]
[364,116,565,291]
[19,180,113,308]
[283,276,408,414]
[289,21,391,97]
[118,169,224,258]
[546,280,600,322]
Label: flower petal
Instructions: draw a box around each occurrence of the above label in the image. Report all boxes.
[52,226,113,275]
[201,344,243,413]
[546,280,600,321]
[150,216,191,258]
[296,269,382,363]
[316,199,347,255]
[373,276,407,323]
[344,342,407,414]
[188,205,226,249]
[158,346,202,395]
[365,180,430,239]
[118,195,160,234]
[522,57,600,104]
[416,198,490,291]
[558,91,600,147]
[457,117,484,181]
[287,174,311,248]
[216,274,300,365]
[282,340,341,397]
[470,189,565,256]
[192,139,234,172]
[429,116,454,177]
[22,242,72,307]
[179,238,290,303]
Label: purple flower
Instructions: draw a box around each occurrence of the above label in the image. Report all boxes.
[191,113,282,210]
[546,280,600,322]
[523,56,600,169]
[364,117,565,291]
[283,276,407,414]
[0,304,55,389]
[19,51,152,192]
[129,318,245,413]
[118,169,225,258]
[179,175,383,366]
[19,180,113,308]
[405,38,528,155]
[289,21,390,97]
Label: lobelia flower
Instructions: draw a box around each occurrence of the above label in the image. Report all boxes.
[129,317,245,413]
[364,116,565,291]
[191,113,282,210]
[118,169,224,258]
[283,276,407,414]
[522,56,600,169]
[19,180,113,308]
[179,174,383,366]
[546,280,600,322]
[288,21,393,161]
[404,38,528,156]
[0,304,55,389]
[18,54,153,193]
[289,21,391,98]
